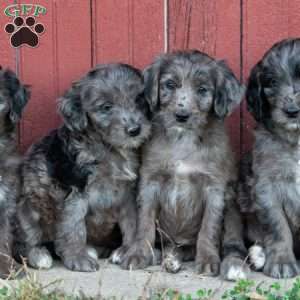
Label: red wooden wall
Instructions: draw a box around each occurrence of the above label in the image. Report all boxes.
[1,0,299,156]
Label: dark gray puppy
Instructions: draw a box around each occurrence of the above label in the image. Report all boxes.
[117,50,243,276]
[224,38,300,279]
[17,64,151,272]
[0,67,29,278]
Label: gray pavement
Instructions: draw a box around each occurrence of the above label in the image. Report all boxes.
[0,260,295,299]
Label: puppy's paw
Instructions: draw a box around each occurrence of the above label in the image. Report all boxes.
[110,245,129,265]
[63,254,99,272]
[220,256,249,281]
[28,247,53,270]
[121,254,150,270]
[195,254,220,276]
[249,245,266,270]
[263,257,299,279]
[163,252,182,273]
[120,243,160,270]
[85,246,99,260]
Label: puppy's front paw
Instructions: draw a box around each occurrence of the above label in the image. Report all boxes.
[195,254,220,276]
[63,254,99,272]
[163,252,182,273]
[249,245,266,270]
[110,245,129,265]
[28,247,53,270]
[220,256,249,281]
[263,254,299,279]
[121,254,150,270]
[120,243,160,270]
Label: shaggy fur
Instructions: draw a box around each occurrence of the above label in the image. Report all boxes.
[0,67,29,278]
[223,38,300,279]
[117,50,243,276]
[17,64,151,272]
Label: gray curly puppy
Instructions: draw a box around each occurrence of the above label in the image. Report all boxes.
[222,38,300,279]
[0,67,29,278]
[117,50,243,276]
[17,63,151,272]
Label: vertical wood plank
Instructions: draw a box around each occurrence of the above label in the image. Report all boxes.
[241,0,299,155]
[0,1,16,71]
[131,1,164,68]
[168,0,241,156]
[93,0,164,68]
[18,0,91,151]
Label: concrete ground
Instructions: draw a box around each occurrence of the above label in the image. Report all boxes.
[2,260,295,299]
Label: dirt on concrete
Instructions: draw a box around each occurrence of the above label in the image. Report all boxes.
[12,260,293,299]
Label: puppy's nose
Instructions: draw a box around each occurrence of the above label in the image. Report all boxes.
[284,106,300,118]
[127,124,141,137]
[175,111,190,123]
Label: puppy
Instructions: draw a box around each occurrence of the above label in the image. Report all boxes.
[225,38,300,279]
[17,64,151,272]
[0,67,29,278]
[118,50,243,275]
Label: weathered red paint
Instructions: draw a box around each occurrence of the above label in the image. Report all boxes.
[93,0,164,68]
[1,0,299,154]
[0,1,15,70]
[17,0,92,151]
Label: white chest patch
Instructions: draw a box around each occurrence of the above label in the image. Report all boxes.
[174,160,204,176]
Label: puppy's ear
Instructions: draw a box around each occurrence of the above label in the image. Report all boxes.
[246,64,269,122]
[143,61,162,113]
[3,69,29,123]
[58,84,88,132]
[214,61,244,118]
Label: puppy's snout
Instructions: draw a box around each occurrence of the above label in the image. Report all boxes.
[126,123,141,137]
[284,104,300,118]
[175,110,191,123]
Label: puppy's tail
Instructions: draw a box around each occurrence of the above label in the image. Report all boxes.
[249,244,266,270]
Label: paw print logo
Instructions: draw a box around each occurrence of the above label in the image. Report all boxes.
[4,16,45,48]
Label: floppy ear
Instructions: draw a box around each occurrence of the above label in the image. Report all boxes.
[3,69,30,123]
[246,63,270,123]
[214,61,244,118]
[58,83,88,132]
[143,60,162,113]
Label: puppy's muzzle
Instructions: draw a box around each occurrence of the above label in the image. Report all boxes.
[175,111,191,123]
[283,105,300,119]
[126,123,141,137]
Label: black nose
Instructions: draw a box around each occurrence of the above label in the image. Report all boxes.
[127,124,141,137]
[284,106,300,118]
[175,112,190,123]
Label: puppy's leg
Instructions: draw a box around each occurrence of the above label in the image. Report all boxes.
[195,186,224,276]
[220,197,249,281]
[110,197,136,265]
[0,211,15,279]
[54,190,99,272]
[18,199,53,270]
[121,182,160,270]
[256,188,298,278]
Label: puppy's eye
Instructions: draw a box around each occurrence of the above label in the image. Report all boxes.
[100,102,113,112]
[165,80,177,90]
[264,76,277,87]
[197,86,208,94]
